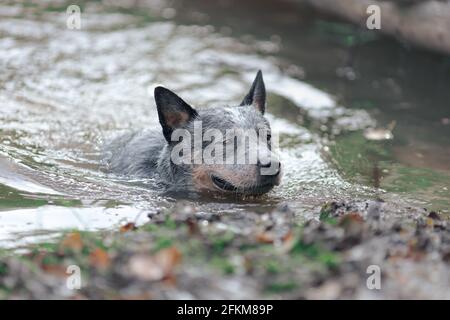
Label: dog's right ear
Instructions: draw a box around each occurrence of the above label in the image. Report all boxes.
[154,87,198,142]
[240,70,266,114]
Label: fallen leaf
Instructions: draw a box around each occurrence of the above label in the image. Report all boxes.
[281,232,296,253]
[60,232,83,252]
[339,213,364,227]
[186,218,199,235]
[41,264,67,277]
[162,273,178,287]
[89,248,111,269]
[128,255,164,281]
[128,247,181,281]
[120,222,137,233]
[282,230,294,243]
[156,246,182,274]
[256,232,274,244]
[406,239,426,261]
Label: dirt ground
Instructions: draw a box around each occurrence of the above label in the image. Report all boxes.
[1,199,449,299]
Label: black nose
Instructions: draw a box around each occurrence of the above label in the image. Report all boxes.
[257,159,281,176]
[257,159,271,168]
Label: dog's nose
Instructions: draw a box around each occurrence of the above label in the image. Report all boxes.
[257,158,271,168]
[258,159,281,176]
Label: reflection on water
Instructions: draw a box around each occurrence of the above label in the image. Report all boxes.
[0,205,149,249]
[0,0,448,248]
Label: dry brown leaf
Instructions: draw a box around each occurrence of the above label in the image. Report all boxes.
[128,255,165,281]
[256,232,274,244]
[128,247,182,281]
[282,230,294,243]
[60,232,83,252]
[41,264,68,277]
[162,273,178,287]
[281,231,296,253]
[89,248,111,269]
[120,222,137,233]
[155,246,182,275]
[339,213,364,226]
[186,218,199,235]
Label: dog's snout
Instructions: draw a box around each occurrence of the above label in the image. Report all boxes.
[257,158,272,168]
[273,161,281,175]
[258,159,281,176]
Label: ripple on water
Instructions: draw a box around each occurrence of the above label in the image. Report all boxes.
[0,2,381,247]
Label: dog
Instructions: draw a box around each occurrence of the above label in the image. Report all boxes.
[104,71,281,195]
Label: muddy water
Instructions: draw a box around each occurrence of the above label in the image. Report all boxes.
[0,0,449,248]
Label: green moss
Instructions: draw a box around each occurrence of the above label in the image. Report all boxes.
[290,239,340,269]
[317,251,340,269]
[142,223,158,232]
[319,203,338,225]
[32,242,59,252]
[211,257,235,275]
[265,261,280,274]
[211,232,234,254]
[154,237,173,251]
[41,254,61,266]
[265,282,297,293]
[291,241,320,257]
[164,216,178,230]
[238,243,260,252]
[0,262,8,276]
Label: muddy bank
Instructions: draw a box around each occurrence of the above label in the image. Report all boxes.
[1,199,448,299]
[289,0,450,55]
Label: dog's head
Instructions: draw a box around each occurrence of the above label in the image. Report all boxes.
[154,71,281,195]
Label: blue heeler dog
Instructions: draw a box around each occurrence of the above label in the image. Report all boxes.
[104,71,281,195]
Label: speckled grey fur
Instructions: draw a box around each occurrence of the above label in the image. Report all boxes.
[103,71,279,194]
[103,105,270,191]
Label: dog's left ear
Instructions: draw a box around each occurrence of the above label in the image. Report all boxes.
[154,87,198,142]
[240,70,266,114]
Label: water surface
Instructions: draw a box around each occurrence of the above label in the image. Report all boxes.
[0,0,449,248]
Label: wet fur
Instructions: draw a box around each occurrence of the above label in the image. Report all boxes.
[103,71,281,194]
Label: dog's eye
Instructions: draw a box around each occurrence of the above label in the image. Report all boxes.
[266,134,272,142]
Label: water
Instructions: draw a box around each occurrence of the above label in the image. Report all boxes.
[0,0,449,248]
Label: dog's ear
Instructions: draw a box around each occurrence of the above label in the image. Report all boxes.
[240,70,266,114]
[154,87,198,142]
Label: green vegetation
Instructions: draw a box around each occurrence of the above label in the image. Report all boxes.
[0,214,345,298]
